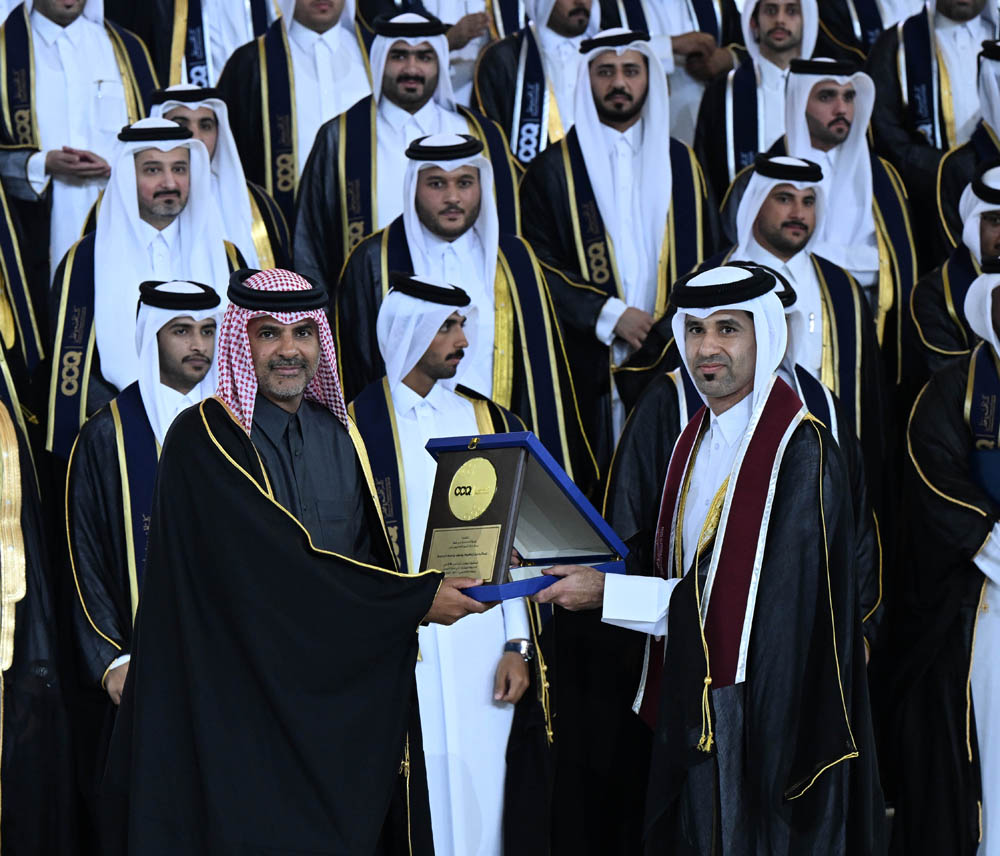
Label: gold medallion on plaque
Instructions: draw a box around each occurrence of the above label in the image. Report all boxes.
[448,457,497,521]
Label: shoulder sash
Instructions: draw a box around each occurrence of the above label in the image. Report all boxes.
[349,377,410,572]
[848,0,884,52]
[966,342,1000,504]
[898,7,946,149]
[109,382,159,619]
[486,0,524,39]
[872,154,916,384]
[47,235,97,459]
[690,0,721,41]
[794,363,836,441]
[510,28,548,165]
[940,243,980,351]
[169,0,209,86]
[339,96,377,263]
[724,60,761,186]
[814,254,863,440]
[247,180,289,269]
[259,21,297,224]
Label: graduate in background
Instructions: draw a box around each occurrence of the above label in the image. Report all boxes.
[351,273,550,856]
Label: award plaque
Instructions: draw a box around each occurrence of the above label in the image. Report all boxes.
[419,432,628,601]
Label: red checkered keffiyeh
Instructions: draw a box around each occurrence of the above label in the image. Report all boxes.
[214,268,349,431]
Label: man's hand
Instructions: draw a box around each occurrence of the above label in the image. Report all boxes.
[45,147,111,180]
[613,307,655,350]
[447,12,490,50]
[686,45,734,82]
[532,565,605,611]
[671,31,718,58]
[424,577,493,625]
[493,649,530,703]
[105,662,129,706]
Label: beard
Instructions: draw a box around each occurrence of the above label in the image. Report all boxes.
[594,86,647,125]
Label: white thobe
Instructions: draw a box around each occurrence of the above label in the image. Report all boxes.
[808,143,878,289]
[757,57,791,152]
[136,218,182,282]
[205,0,278,84]
[744,242,824,377]
[936,11,994,146]
[664,0,712,145]
[602,395,752,637]
[973,526,1000,855]
[286,20,371,176]
[419,227,496,398]
[536,25,587,130]
[26,10,127,278]
[394,381,531,856]
[375,98,467,229]
[421,0,490,105]
[591,121,656,438]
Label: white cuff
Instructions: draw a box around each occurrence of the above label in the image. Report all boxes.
[601,574,679,638]
[27,151,50,196]
[107,653,131,672]
[595,297,628,345]
[501,596,531,641]
[973,522,1000,586]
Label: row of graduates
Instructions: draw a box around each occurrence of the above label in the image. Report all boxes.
[0,5,993,856]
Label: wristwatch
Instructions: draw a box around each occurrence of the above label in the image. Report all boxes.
[504,639,535,662]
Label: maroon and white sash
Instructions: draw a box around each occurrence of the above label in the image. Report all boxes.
[636,377,806,728]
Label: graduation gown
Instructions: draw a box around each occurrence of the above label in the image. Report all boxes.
[350,378,552,856]
[335,216,600,493]
[936,119,1000,257]
[0,375,76,855]
[818,0,888,58]
[644,400,885,854]
[216,19,373,226]
[909,244,980,382]
[891,346,1000,855]
[66,383,157,693]
[519,127,713,475]
[865,8,982,266]
[104,0,272,86]
[293,97,520,292]
[45,233,244,460]
[473,27,568,169]
[719,137,918,391]
[101,396,442,856]
[0,3,157,321]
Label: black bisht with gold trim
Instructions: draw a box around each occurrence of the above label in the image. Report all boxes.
[100,398,442,855]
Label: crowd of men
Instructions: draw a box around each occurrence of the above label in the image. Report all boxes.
[2,0,1000,853]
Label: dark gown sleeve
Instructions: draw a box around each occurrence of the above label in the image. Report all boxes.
[603,372,681,542]
[2,402,78,856]
[217,41,266,188]
[248,181,292,269]
[909,265,973,380]
[693,74,732,207]
[334,233,387,402]
[890,359,996,854]
[936,144,976,253]
[866,26,944,200]
[66,410,132,689]
[293,119,343,293]
[473,36,519,140]
[101,399,441,856]
[519,145,608,336]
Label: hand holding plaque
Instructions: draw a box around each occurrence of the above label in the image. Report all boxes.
[419,432,628,601]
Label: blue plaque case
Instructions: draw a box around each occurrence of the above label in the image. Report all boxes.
[424,431,628,601]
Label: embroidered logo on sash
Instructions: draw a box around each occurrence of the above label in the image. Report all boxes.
[974,393,997,449]
[60,349,82,396]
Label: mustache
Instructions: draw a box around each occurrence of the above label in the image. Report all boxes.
[439,205,465,215]
[781,219,808,231]
[828,117,851,128]
[268,358,307,369]
[568,4,589,14]
[446,349,465,361]
[153,189,181,198]
[766,26,790,37]
[396,74,426,84]
[604,87,633,102]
